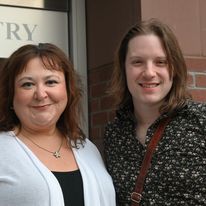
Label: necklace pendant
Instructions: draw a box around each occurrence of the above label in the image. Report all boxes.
[53,151,61,158]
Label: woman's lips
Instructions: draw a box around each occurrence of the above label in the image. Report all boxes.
[31,104,51,109]
[139,83,160,88]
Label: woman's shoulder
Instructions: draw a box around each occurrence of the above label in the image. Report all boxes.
[184,100,206,116]
[82,138,101,153]
[0,131,15,143]
[73,138,104,163]
[105,106,134,130]
[177,100,206,131]
[74,138,99,151]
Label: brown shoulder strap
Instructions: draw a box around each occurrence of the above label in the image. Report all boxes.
[131,117,171,206]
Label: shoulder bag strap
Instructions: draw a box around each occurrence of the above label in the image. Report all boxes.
[131,117,171,206]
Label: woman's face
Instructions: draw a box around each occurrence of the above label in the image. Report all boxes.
[13,57,68,131]
[125,34,173,108]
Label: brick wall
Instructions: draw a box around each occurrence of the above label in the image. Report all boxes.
[89,57,206,153]
[186,58,206,102]
[88,63,116,153]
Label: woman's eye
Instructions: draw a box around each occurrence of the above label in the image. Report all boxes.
[132,60,143,65]
[46,80,58,86]
[156,59,168,66]
[21,82,34,89]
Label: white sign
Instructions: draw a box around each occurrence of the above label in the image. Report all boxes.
[0,6,68,57]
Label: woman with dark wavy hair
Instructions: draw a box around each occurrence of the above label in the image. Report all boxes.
[0,43,116,206]
[104,19,206,205]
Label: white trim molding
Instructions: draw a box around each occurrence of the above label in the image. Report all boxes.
[70,0,88,136]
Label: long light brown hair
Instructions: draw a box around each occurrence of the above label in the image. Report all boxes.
[110,18,191,113]
[0,43,85,146]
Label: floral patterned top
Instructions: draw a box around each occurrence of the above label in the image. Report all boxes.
[104,100,206,206]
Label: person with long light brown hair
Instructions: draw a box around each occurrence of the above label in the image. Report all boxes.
[104,19,206,205]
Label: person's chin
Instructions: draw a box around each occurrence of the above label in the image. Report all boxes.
[31,117,54,126]
[141,97,163,106]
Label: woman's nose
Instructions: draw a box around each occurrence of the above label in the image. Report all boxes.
[34,85,48,100]
[143,62,156,77]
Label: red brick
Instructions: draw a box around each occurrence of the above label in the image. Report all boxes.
[88,65,112,85]
[90,82,108,98]
[186,57,206,72]
[187,73,194,87]
[108,110,116,121]
[189,89,206,102]
[195,74,206,87]
[92,112,108,126]
[89,127,101,139]
[100,95,115,110]
[89,99,100,113]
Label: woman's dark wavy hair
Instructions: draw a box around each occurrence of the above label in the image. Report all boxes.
[0,43,85,146]
[110,18,191,113]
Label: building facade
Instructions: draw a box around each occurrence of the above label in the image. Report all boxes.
[0,0,206,154]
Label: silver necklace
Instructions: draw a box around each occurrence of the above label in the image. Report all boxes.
[24,135,64,158]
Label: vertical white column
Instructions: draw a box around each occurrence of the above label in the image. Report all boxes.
[70,0,88,136]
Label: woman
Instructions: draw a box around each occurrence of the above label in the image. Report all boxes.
[104,19,206,205]
[0,43,116,206]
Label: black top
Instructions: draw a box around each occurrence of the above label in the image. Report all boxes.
[104,100,206,205]
[52,170,84,206]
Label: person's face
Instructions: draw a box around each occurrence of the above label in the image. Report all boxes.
[13,57,68,130]
[125,34,173,108]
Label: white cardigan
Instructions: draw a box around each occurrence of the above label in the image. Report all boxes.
[0,131,116,206]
